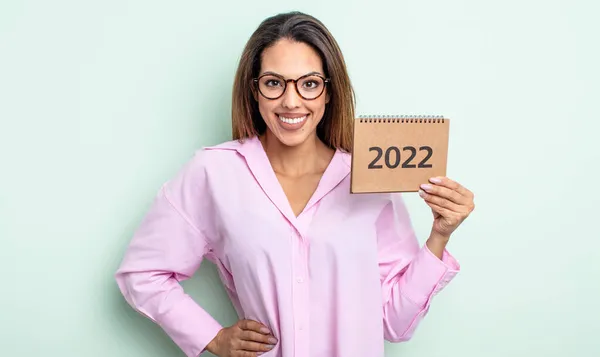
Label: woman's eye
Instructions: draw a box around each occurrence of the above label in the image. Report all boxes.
[303,81,319,89]
[266,80,280,87]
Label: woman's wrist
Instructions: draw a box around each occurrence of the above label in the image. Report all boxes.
[426,231,450,259]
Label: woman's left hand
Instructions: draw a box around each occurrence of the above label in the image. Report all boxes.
[419,176,475,240]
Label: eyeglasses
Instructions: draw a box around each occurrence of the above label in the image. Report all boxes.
[253,73,330,100]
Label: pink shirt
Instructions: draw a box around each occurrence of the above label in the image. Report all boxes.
[115,135,460,357]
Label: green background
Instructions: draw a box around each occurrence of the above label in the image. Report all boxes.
[1,0,598,356]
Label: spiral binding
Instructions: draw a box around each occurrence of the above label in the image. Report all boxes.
[357,114,445,123]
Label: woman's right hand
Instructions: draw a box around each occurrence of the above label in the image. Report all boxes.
[206,319,278,357]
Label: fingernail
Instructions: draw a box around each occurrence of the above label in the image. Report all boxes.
[429,177,442,184]
[420,184,432,191]
[418,189,426,198]
[260,327,270,334]
[267,344,275,349]
[268,337,278,344]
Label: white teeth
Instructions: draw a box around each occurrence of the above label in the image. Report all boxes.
[278,115,307,124]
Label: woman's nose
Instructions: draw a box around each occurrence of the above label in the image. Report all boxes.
[280,82,302,108]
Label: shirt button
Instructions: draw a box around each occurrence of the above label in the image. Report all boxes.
[297,277,304,283]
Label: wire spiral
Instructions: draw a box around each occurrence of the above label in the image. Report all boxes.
[357,114,445,123]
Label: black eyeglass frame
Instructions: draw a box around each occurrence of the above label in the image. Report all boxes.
[252,73,331,101]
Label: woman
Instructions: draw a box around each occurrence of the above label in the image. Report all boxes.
[115,11,475,357]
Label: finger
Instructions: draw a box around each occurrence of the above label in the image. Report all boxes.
[429,177,472,198]
[424,200,452,217]
[419,189,462,212]
[239,320,271,335]
[237,339,275,353]
[233,351,258,357]
[240,330,278,345]
[420,183,466,205]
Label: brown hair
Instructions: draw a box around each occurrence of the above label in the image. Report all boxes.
[231,11,355,152]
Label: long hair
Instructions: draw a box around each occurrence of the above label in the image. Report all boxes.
[231,11,355,152]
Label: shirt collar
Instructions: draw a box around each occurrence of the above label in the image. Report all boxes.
[207,136,351,225]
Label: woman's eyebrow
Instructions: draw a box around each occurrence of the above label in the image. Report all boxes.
[259,71,324,77]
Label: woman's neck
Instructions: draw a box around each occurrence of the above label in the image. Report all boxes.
[260,131,333,177]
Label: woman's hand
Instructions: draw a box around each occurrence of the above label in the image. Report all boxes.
[419,176,475,240]
[206,319,278,357]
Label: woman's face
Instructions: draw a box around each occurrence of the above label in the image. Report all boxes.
[256,38,329,148]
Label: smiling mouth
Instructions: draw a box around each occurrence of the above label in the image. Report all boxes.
[278,114,308,124]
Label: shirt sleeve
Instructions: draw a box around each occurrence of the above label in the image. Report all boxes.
[376,194,460,342]
[114,150,222,357]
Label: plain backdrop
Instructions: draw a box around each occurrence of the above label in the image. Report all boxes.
[1,0,599,356]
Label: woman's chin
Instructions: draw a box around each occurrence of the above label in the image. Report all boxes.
[269,128,315,148]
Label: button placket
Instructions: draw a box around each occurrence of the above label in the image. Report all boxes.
[291,227,310,356]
